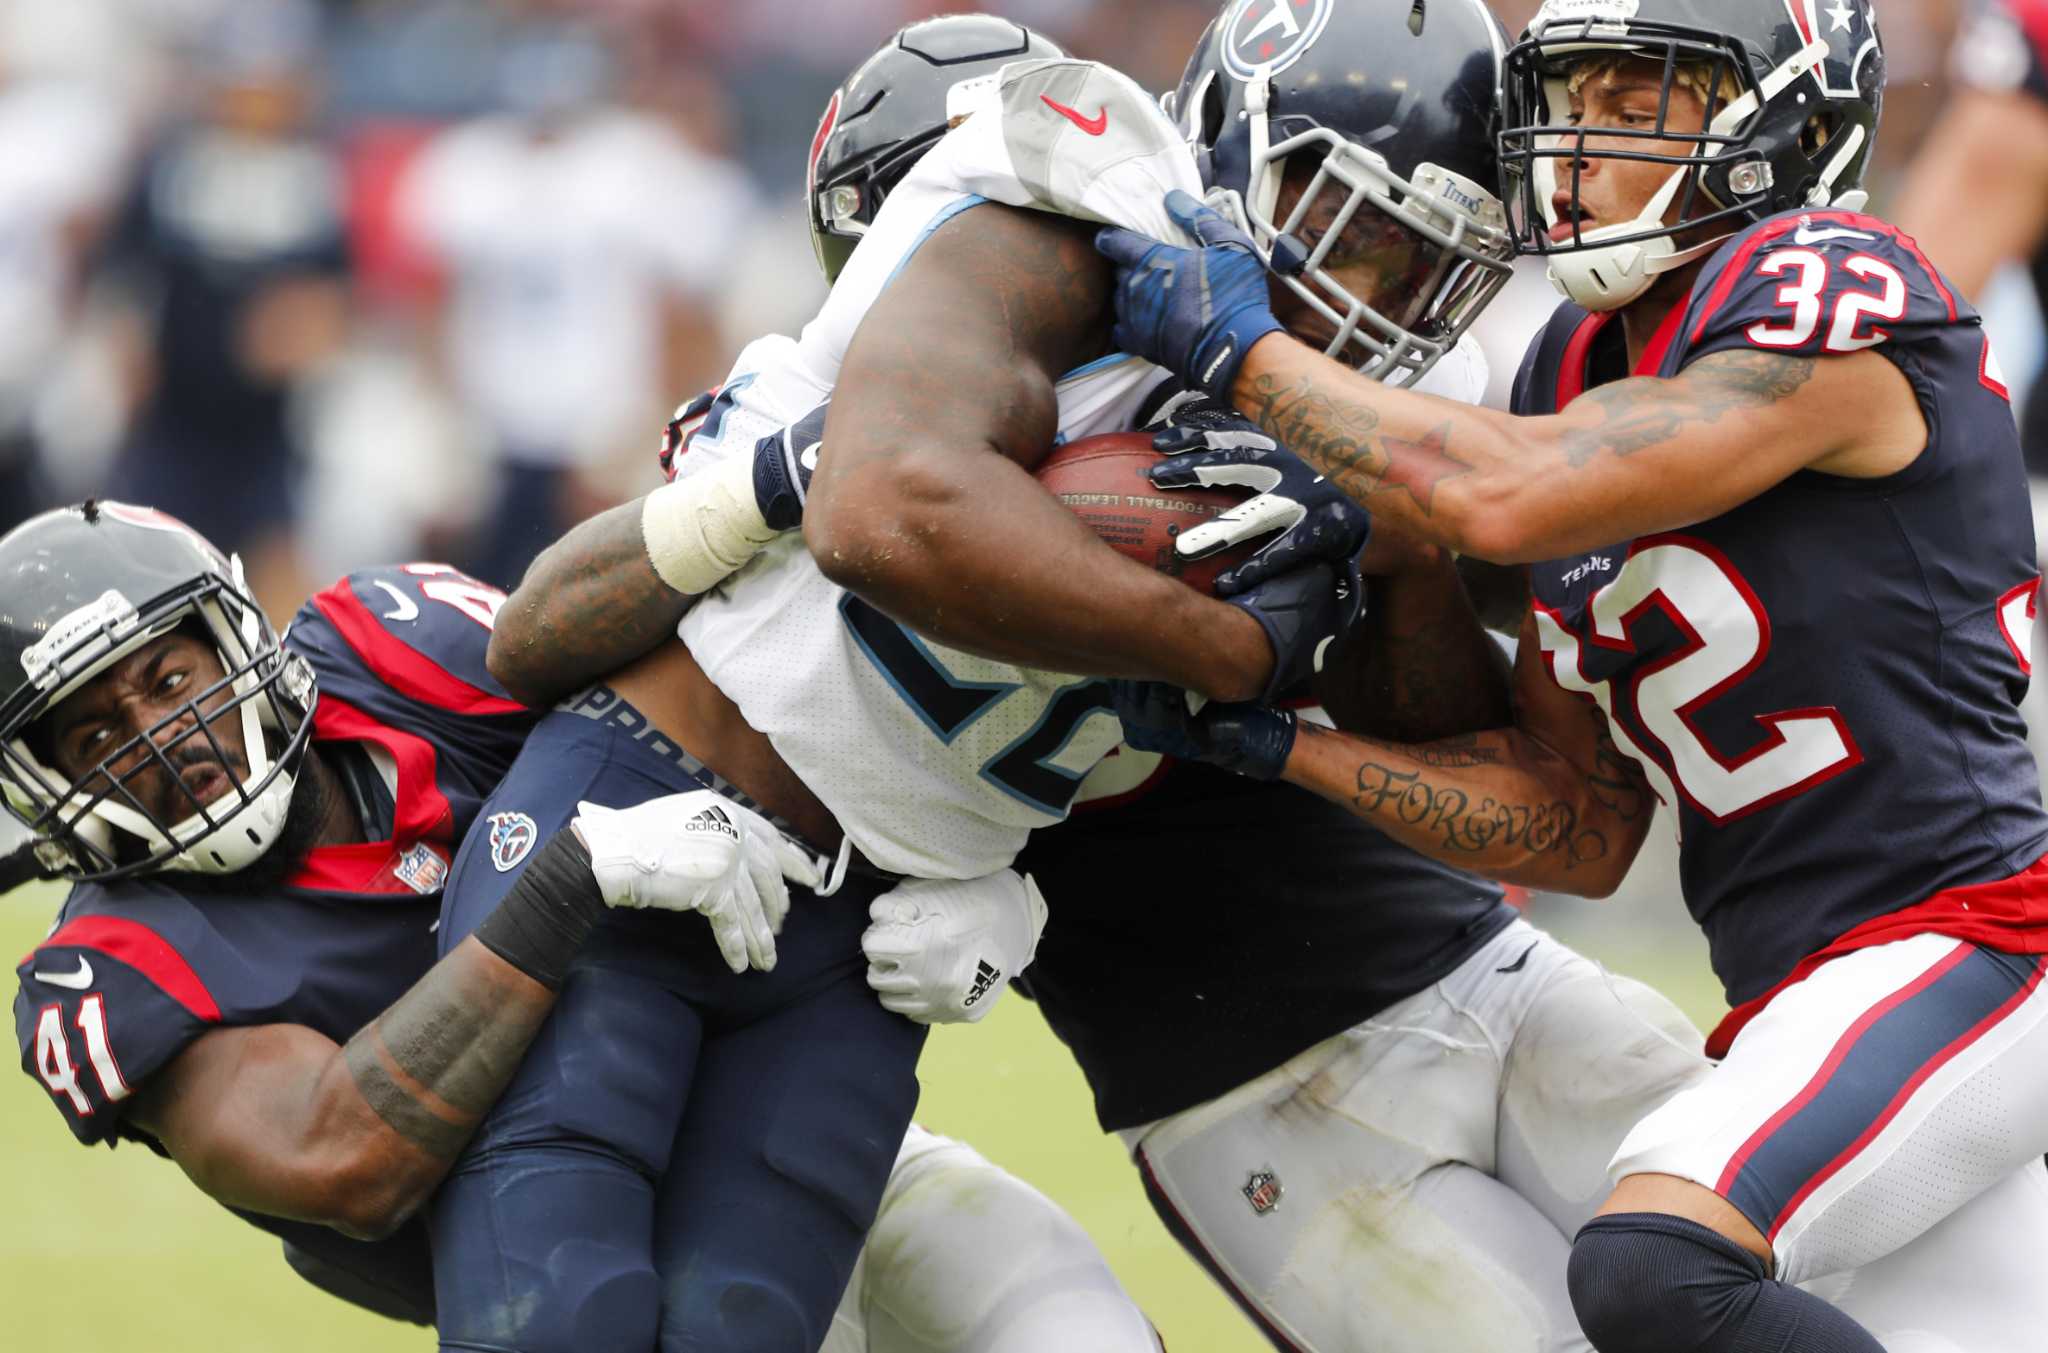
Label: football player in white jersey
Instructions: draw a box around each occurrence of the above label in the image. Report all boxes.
[433,19,1187,1353]
[485,10,1725,1353]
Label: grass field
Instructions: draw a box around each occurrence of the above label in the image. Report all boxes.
[0,852,1727,1353]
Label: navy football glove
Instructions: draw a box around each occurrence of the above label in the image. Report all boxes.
[1139,383,1276,454]
[1144,390,1373,599]
[1226,560,1361,706]
[1095,190,1285,399]
[750,399,829,531]
[1108,680,1297,781]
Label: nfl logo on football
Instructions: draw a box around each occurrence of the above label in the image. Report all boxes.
[1243,1169,1283,1216]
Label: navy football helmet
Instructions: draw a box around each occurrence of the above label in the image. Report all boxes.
[1164,0,1516,386]
[1500,0,1885,310]
[0,502,315,881]
[807,15,1066,283]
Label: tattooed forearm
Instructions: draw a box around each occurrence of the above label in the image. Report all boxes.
[488,501,690,706]
[1243,373,1473,516]
[342,947,553,1161]
[1555,350,1816,468]
[1349,757,1610,869]
[1238,347,1817,547]
[343,1036,470,1161]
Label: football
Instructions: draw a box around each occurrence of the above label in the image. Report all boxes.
[1033,432,1255,596]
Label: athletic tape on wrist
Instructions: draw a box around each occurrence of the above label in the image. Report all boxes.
[474,830,606,990]
[640,457,779,596]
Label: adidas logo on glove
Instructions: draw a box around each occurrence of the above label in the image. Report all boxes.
[682,804,740,842]
[962,958,1003,1008]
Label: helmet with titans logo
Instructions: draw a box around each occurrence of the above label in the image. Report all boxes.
[807,14,1066,282]
[1164,0,1518,386]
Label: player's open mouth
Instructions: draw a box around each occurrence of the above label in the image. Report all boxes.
[175,761,230,809]
[1540,209,1589,243]
[1549,195,1592,242]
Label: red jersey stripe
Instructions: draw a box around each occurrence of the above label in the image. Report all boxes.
[35,916,221,1021]
[310,582,526,718]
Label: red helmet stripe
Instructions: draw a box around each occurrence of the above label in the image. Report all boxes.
[1785,0,1816,44]
[808,90,842,198]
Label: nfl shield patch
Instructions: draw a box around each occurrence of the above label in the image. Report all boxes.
[393,842,449,894]
[487,812,538,873]
[1244,1169,1283,1216]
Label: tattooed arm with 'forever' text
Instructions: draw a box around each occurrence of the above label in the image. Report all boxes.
[1285,607,1655,895]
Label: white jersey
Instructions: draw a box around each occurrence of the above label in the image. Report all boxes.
[680,58,1486,879]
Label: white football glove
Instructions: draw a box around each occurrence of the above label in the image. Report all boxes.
[572,790,821,975]
[862,870,1049,1024]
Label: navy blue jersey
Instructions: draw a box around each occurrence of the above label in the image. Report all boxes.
[14,563,536,1151]
[1016,754,1513,1130]
[1514,210,2048,1046]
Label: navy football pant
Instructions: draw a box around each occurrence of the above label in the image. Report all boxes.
[432,703,924,1353]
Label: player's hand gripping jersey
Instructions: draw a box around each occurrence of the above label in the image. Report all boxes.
[681,58,1482,878]
[1514,210,2048,1050]
[15,565,537,1149]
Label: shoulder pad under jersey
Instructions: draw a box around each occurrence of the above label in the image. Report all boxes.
[914,58,1205,242]
[290,565,526,718]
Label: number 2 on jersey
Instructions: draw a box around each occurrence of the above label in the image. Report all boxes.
[1536,537,1863,826]
[841,597,1114,815]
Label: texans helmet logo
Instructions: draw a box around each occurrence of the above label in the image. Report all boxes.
[1220,0,1335,80]
[1784,0,1881,100]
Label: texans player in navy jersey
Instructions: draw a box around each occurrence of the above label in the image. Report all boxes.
[1097,0,2048,1348]
[0,501,820,1327]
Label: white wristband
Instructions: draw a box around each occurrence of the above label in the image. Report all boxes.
[640,456,781,596]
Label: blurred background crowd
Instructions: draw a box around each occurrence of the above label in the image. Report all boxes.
[0,0,1987,622]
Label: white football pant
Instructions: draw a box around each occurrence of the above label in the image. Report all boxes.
[1123,918,1709,1352]
[824,1124,1160,1353]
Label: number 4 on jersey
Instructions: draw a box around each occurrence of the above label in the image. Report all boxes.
[35,994,129,1113]
[401,564,506,629]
